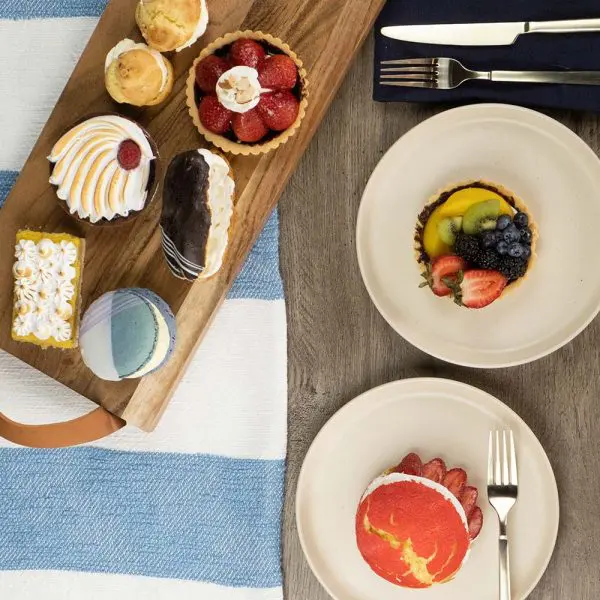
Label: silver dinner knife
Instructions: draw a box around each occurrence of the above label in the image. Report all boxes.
[381,18,600,46]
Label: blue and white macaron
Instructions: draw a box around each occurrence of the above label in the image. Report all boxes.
[80,288,176,381]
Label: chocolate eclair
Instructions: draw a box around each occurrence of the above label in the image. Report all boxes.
[160,149,235,281]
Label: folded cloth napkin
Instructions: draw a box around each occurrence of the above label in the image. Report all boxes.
[0,3,286,600]
[375,0,600,112]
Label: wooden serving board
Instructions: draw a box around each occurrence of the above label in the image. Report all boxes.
[0,0,385,431]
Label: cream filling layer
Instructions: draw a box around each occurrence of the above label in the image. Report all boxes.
[128,301,171,378]
[105,38,169,95]
[175,0,209,52]
[197,149,235,279]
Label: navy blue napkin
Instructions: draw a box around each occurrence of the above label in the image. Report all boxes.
[374,0,600,112]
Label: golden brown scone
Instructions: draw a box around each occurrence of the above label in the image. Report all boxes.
[105,39,174,107]
[135,0,208,53]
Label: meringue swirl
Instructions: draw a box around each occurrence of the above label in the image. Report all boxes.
[48,115,155,223]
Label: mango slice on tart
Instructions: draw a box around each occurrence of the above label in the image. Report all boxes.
[423,187,513,259]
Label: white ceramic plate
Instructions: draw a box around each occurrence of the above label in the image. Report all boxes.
[296,378,559,600]
[356,104,600,367]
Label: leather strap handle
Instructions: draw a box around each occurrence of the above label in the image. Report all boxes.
[0,407,125,448]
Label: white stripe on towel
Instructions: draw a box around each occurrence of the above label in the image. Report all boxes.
[0,299,287,460]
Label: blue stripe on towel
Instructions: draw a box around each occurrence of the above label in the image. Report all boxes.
[0,171,18,209]
[0,448,284,588]
[1,0,107,20]
[229,210,284,301]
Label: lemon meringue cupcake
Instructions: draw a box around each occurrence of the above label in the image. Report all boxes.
[135,0,209,53]
[48,114,159,226]
[105,39,174,106]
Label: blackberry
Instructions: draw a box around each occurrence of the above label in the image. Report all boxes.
[475,249,500,270]
[498,256,528,282]
[454,233,480,264]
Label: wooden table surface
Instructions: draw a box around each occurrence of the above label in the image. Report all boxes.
[280,34,600,600]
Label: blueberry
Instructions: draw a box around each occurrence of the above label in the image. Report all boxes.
[514,212,529,229]
[520,228,532,244]
[521,245,531,259]
[508,242,524,258]
[494,230,504,244]
[496,215,512,231]
[503,224,521,244]
[496,240,509,255]
[481,231,497,249]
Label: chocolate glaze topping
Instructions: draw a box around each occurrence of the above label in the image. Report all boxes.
[161,150,211,281]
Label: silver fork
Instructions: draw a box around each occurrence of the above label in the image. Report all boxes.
[488,431,518,600]
[380,57,600,89]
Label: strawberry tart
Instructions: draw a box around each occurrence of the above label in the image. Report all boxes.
[356,452,483,589]
[415,181,538,309]
[186,31,308,155]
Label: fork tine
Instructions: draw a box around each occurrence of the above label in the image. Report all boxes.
[380,66,436,73]
[502,431,510,485]
[509,430,518,486]
[380,58,436,66]
[380,74,435,81]
[488,431,494,486]
[494,430,501,485]
[379,81,436,89]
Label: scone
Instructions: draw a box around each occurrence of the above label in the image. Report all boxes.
[135,0,208,53]
[160,149,235,281]
[105,39,174,106]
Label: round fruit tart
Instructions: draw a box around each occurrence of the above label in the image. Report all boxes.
[186,30,308,155]
[356,452,483,589]
[415,181,538,309]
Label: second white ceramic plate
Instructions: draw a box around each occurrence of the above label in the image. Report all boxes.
[296,378,559,600]
[357,104,600,367]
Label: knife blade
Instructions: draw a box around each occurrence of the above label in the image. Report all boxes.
[381,18,600,47]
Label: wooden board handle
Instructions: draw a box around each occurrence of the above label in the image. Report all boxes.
[0,408,124,448]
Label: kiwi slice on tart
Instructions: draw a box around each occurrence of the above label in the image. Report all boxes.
[462,199,501,235]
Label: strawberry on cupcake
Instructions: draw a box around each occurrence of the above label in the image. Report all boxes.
[186,31,308,155]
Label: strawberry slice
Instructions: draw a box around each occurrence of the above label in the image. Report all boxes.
[195,55,231,93]
[428,255,466,297]
[232,108,269,142]
[459,270,507,309]
[468,506,483,540]
[257,91,300,131]
[229,39,266,68]
[392,452,423,477]
[460,486,478,519]
[259,54,298,89]
[442,468,467,499]
[422,457,447,484]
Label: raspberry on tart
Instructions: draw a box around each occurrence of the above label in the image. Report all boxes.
[187,32,307,154]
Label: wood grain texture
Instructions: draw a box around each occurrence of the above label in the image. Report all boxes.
[0,0,386,430]
[282,36,600,600]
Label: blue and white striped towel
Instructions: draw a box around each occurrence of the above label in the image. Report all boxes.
[0,2,286,599]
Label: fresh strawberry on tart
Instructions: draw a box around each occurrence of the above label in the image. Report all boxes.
[186,30,308,155]
[356,452,483,589]
[416,181,538,309]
